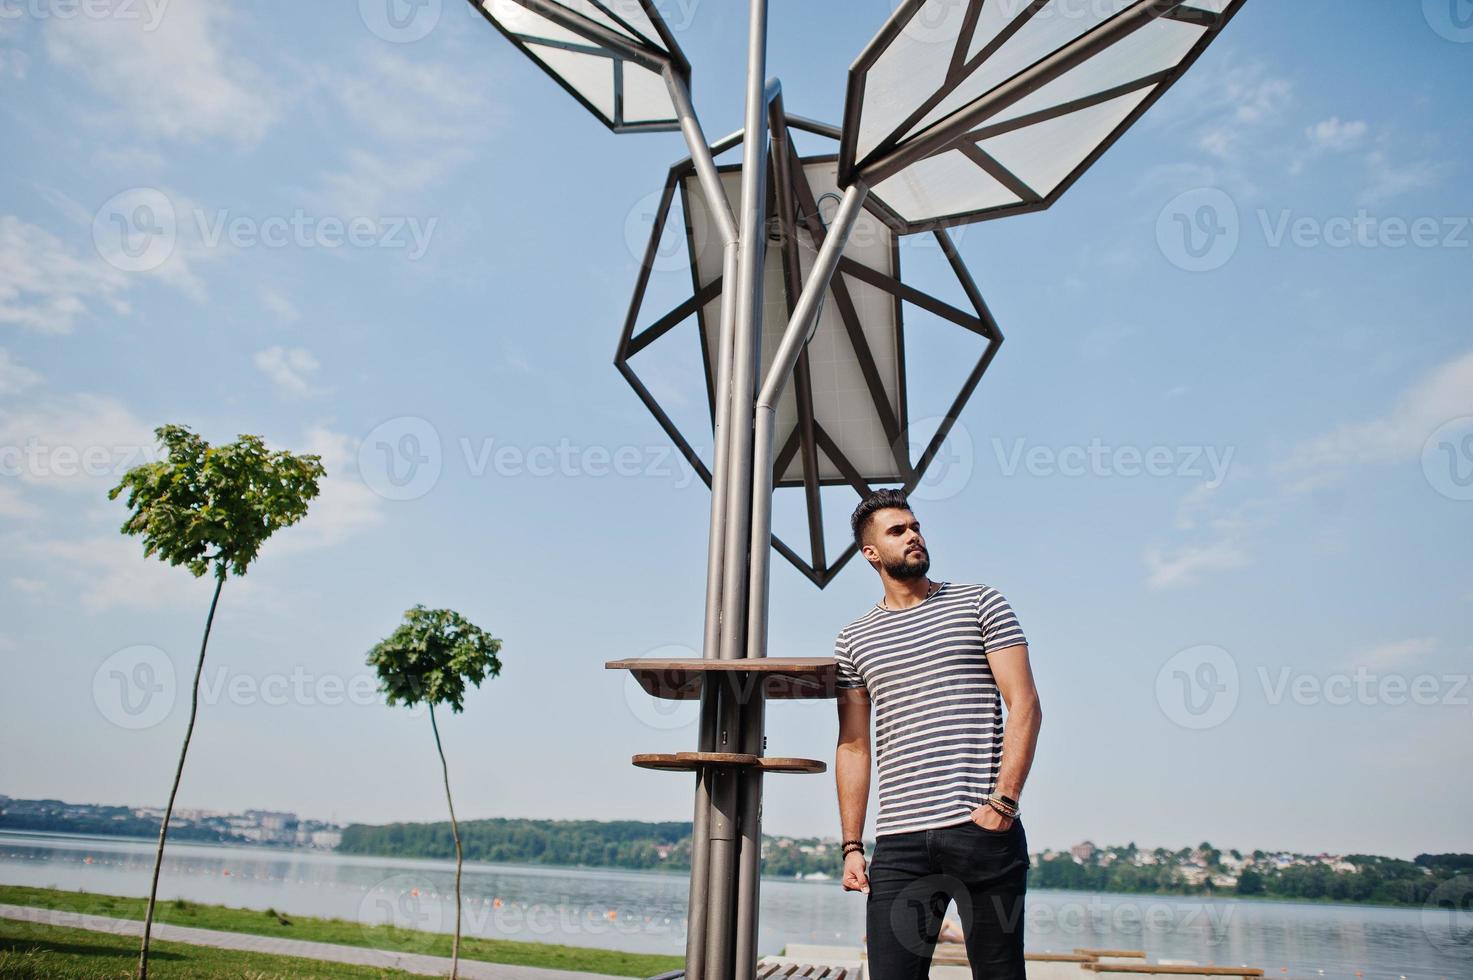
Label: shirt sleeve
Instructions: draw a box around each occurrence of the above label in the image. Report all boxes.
[976,586,1028,654]
[833,629,865,690]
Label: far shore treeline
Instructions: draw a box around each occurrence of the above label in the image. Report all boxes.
[6,801,1469,909]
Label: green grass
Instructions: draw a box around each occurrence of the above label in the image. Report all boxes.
[0,885,683,978]
[0,918,412,978]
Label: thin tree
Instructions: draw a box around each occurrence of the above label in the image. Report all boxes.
[367,606,503,979]
[108,424,324,980]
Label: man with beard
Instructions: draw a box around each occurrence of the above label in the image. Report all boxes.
[833,489,1042,980]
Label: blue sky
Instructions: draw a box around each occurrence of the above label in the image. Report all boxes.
[1,0,1470,861]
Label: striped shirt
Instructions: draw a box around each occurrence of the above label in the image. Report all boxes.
[834,582,1028,837]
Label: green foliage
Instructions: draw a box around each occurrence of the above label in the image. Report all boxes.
[107,424,325,579]
[366,606,503,712]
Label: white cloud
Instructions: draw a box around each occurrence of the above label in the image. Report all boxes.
[254,346,321,397]
[0,483,40,519]
[1350,637,1436,672]
[1281,349,1473,473]
[21,532,243,613]
[1144,538,1251,590]
[0,347,42,395]
[44,3,276,146]
[259,288,300,324]
[9,576,47,596]
[307,48,498,217]
[0,392,158,493]
[1306,117,1367,153]
[1358,150,1450,207]
[264,426,385,556]
[0,216,130,334]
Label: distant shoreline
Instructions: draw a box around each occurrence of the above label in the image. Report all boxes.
[0,828,1435,914]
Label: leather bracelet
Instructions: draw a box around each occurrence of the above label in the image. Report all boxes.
[986,797,1019,819]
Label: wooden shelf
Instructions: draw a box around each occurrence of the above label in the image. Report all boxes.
[631,752,826,774]
[607,657,839,701]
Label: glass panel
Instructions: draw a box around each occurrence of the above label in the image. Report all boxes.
[911,0,1140,137]
[872,149,1019,225]
[979,86,1155,196]
[854,1,965,163]
[989,17,1204,124]
[620,60,674,123]
[591,0,670,50]
[533,46,616,119]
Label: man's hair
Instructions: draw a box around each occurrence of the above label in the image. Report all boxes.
[850,488,913,548]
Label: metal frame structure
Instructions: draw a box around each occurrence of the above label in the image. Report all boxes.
[614,113,1004,588]
[839,0,1249,231]
[462,2,1247,978]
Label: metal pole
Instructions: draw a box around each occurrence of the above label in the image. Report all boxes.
[662,65,742,980]
[706,4,769,979]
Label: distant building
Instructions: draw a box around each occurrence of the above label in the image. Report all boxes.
[1070,841,1096,863]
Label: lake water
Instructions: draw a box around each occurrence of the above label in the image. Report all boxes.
[0,831,1465,979]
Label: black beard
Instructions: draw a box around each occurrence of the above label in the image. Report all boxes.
[883,550,930,580]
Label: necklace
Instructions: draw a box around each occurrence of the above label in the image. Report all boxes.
[881,579,940,610]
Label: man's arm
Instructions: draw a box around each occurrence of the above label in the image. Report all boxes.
[987,643,1042,804]
[836,685,872,893]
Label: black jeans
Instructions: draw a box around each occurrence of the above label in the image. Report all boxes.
[865,816,1029,980]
